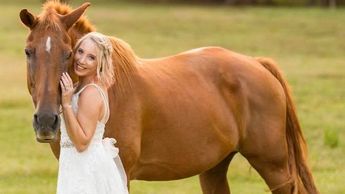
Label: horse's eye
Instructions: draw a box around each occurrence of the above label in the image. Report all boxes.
[25,48,31,58]
[65,51,72,60]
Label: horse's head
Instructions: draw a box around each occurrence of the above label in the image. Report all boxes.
[20,3,90,143]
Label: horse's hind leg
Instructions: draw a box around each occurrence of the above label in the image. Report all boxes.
[199,152,236,194]
[245,154,294,194]
[241,127,295,194]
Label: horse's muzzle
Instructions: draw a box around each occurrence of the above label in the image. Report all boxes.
[33,112,60,143]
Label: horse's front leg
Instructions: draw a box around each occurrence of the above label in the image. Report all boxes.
[49,130,61,160]
[120,128,142,180]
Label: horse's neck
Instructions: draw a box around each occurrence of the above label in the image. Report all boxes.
[68,28,93,47]
[68,18,95,47]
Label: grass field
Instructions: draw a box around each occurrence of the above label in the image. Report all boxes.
[0,1,344,193]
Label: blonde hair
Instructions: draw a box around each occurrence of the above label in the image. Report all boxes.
[74,32,114,87]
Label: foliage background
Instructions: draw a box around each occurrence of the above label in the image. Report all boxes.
[0,0,344,193]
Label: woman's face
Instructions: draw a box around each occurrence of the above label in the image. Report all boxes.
[74,38,99,78]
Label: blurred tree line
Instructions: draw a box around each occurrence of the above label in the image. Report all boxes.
[149,0,344,6]
[223,0,342,6]
[44,0,344,7]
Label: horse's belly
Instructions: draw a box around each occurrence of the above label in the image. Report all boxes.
[130,109,239,180]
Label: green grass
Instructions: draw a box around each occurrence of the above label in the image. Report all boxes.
[1,1,345,193]
[324,128,339,148]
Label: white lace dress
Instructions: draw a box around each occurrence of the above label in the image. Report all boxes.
[57,84,128,194]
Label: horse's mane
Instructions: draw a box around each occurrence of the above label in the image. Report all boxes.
[109,36,139,98]
[38,0,95,33]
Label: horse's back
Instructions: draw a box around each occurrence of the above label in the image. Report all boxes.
[138,46,284,112]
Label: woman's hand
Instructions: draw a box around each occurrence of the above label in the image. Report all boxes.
[60,72,75,108]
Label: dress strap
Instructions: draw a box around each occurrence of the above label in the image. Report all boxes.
[76,83,110,124]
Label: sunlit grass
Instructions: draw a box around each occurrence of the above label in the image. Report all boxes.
[1,1,344,193]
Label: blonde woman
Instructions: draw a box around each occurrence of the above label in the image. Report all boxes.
[57,32,128,194]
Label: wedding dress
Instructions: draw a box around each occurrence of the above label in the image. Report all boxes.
[57,84,128,194]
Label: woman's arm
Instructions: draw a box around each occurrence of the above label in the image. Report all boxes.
[62,87,103,152]
[60,73,104,152]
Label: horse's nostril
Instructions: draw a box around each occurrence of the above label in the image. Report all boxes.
[34,113,39,124]
[54,114,58,123]
[53,114,60,126]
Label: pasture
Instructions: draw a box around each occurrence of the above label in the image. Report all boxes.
[0,0,344,193]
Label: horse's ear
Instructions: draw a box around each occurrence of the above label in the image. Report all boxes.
[60,2,91,30]
[20,9,37,29]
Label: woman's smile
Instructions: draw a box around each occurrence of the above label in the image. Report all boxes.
[75,62,87,71]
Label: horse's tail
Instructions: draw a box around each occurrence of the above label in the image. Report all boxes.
[256,57,319,194]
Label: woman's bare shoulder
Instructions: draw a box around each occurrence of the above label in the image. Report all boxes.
[78,86,103,109]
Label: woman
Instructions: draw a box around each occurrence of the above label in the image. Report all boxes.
[57,32,128,194]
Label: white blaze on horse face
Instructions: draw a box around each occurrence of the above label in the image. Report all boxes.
[45,36,51,53]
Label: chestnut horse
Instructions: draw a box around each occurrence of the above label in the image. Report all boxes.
[20,2,318,194]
